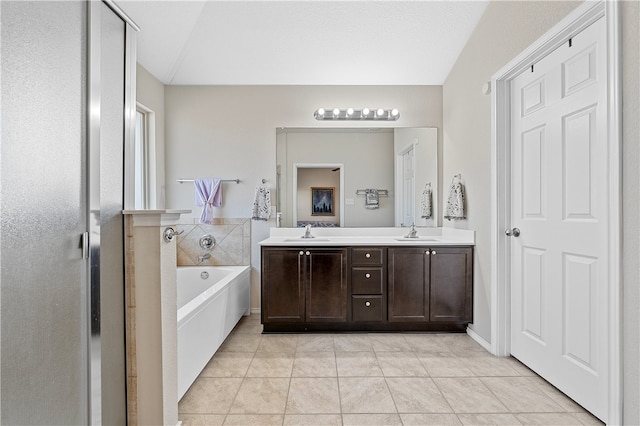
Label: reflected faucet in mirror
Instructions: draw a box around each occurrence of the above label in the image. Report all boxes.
[301,224,315,239]
[404,223,419,238]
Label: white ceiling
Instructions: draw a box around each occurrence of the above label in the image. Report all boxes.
[116,1,489,86]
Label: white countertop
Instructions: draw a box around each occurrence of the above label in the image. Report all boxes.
[258,227,475,247]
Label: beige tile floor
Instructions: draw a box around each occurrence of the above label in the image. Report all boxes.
[179,315,604,426]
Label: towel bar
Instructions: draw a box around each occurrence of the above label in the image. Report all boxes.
[355,189,389,196]
[177,178,240,184]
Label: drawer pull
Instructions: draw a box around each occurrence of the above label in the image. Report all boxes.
[425,250,430,255]
[299,251,304,255]
[306,251,310,256]
[365,301,371,307]
[365,273,371,278]
[431,250,436,255]
[365,253,371,258]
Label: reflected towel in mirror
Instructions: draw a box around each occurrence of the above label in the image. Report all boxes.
[421,182,432,219]
[365,189,379,209]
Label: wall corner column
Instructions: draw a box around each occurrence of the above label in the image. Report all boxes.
[123,209,190,425]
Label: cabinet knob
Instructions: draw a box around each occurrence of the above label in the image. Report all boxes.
[299,251,304,255]
[365,253,371,258]
[365,301,371,307]
[305,251,310,256]
[425,250,430,255]
[431,250,436,255]
[365,273,371,278]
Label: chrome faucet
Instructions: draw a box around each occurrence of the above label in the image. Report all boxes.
[404,223,418,238]
[198,253,211,263]
[301,224,315,239]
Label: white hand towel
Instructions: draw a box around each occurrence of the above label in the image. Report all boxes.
[444,174,466,220]
[421,183,432,219]
[194,178,222,224]
[252,184,271,221]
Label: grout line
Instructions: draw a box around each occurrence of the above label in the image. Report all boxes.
[332,337,343,421]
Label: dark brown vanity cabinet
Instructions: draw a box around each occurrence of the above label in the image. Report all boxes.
[388,247,473,323]
[429,247,473,322]
[350,248,386,322]
[261,248,305,323]
[261,244,472,331]
[261,247,348,325]
[388,248,430,321]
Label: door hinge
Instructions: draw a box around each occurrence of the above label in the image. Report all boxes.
[81,231,89,259]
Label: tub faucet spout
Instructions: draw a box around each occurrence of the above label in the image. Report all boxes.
[198,253,211,263]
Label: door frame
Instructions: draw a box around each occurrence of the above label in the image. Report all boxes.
[395,141,416,227]
[490,0,621,423]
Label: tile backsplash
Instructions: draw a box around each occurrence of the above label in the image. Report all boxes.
[175,218,250,266]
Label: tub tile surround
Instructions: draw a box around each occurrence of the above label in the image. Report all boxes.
[178,315,604,426]
[176,218,251,266]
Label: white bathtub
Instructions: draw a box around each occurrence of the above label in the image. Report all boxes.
[177,265,251,400]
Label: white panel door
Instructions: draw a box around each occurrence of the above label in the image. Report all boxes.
[510,17,608,422]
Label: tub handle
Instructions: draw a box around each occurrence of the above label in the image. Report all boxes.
[199,234,216,250]
[163,227,183,243]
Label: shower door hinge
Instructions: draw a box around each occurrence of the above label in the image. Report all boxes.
[81,231,89,259]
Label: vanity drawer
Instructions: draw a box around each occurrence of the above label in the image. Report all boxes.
[352,295,384,322]
[351,267,383,294]
[351,248,384,265]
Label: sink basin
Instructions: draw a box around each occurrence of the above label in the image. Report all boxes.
[283,238,331,242]
[394,237,440,242]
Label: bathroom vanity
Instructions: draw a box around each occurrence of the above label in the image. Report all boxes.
[259,227,474,332]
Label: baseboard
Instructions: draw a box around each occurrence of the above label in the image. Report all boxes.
[466,326,492,353]
[250,307,261,315]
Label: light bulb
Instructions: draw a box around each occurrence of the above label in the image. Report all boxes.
[317,108,325,117]
[346,108,354,116]
[391,109,399,117]
[362,108,370,116]
[333,108,340,117]
[376,108,385,117]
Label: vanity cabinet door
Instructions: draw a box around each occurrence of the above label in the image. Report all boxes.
[388,248,430,321]
[306,248,348,322]
[430,247,473,322]
[261,248,305,323]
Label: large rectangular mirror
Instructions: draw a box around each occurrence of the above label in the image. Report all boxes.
[276,127,438,228]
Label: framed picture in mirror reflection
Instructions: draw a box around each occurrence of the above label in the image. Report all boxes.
[311,187,335,216]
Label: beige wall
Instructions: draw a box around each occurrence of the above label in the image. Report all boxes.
[621,1,640,423]
[443,0,640,422]
[136,64,167,208]
[164,85,443,315]
[442,0,581,343]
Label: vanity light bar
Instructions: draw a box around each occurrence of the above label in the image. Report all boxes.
[314,108,400,121]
